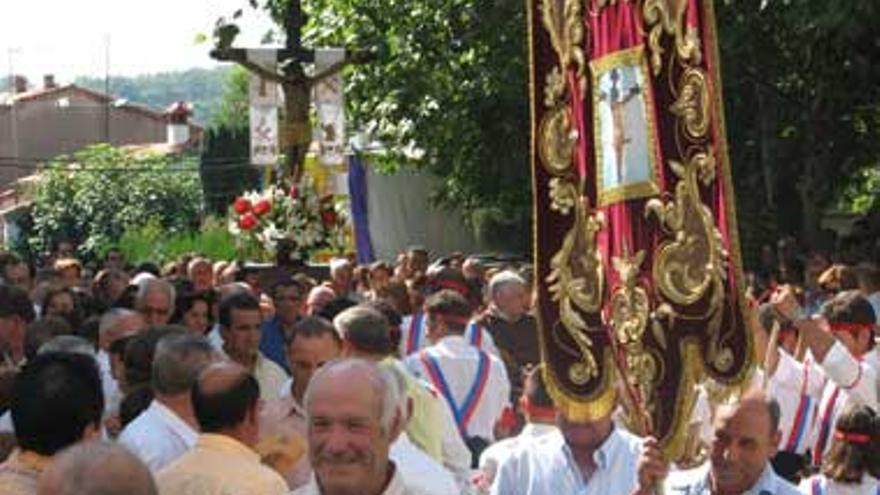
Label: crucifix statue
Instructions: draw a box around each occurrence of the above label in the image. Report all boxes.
[600,68,641,185]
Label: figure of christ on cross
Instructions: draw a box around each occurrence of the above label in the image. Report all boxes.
[600,68,642,186]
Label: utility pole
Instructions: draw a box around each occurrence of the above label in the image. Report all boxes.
[210,0,370,183]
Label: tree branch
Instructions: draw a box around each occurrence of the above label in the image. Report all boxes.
[210,48,292,85]
[307,49,375,88]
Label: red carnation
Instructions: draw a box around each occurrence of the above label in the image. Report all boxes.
[239,213,258,231]
[233,197,251,215]
[288,184,299,199]
[253,199,271,217]
[321,209,338,227]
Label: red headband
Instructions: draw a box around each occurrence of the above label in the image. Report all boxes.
[834,430,872,444]
[828,322,874,335]
[435,279,470,296]
[519,397,557,420]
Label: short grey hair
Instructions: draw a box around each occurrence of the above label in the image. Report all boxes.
[151,333,216,396]
[135,278,176,313]
[488,270,526,300]
[99,308,138,338]
[38,335,96,357]
[303,358,401,435]
[40,440,157,495]
[332,306,392,355]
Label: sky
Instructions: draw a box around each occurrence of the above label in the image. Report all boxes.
[0,0,277,84]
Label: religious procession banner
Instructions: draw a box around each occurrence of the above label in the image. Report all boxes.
[247,49,280,166]
[528,0,751,458]
[314,48,346,167]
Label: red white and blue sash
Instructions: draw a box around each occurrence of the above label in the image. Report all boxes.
[784,363,815,453]
[419,349,491,436]
[813,386,840,466]
[465,321,483,348]
[405,312,425,355]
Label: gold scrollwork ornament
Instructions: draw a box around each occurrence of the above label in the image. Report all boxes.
[546,182,606,383]
[643,0,702,75]
[541,0,587,91]
[670,67,710,140]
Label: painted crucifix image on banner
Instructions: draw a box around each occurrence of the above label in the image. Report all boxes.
[592,46,660,206]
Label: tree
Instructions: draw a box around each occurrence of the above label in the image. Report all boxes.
[17,144,204,263]
[304,0,531,243]
[716,1,880,256]
[224,0,880,257]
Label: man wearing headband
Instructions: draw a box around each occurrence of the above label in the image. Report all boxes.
[772,288,879,468]
[751,301,825,481]
[403,289,511,464]
[398,267,498,358]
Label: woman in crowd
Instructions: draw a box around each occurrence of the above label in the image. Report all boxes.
[800,404,880,494]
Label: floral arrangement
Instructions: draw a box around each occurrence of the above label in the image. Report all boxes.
[228,177,349,262]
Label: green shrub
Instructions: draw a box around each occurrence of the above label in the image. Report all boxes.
[117,217,237,266]
[21,144,204,263]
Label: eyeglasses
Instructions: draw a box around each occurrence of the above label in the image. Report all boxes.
[140,306,170,317]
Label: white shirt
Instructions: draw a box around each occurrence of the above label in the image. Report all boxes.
[490,427,643,495]
[97,350,121,417]
[390,433,458,495]
[479,423,557,486]
[665,463,801,494]
[770,342,879,463]
[293,463,413,495]
[800,474,880,495]
[404,335,511,441]
[206,324,223,351]
[768,351,825,454]
[399,314,499,358]
[118,399,198,473]
[214,338,289,402]
[812,344,879,463]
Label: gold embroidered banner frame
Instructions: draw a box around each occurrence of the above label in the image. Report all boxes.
[590,46,662,207]
[528,0,752,460]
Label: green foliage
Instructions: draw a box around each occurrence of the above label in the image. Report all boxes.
[22,144,204,263]
[836,167,880,214]
[211,66,251,130]
[200,66,259,216]
[303,0,530,218]
[118,217,237,266]
[717,1,880,252]
[75,68,230,124]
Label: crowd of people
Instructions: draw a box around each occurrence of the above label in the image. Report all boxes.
[0,238,877,494]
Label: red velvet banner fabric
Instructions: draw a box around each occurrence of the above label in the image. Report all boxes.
[528,0,752,457]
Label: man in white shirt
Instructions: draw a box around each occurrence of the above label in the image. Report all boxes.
[119,333,216,472]
[96,308,145,417]
[293,359,414,495]
[634,391,801,495]
[769,288,879,467]
[491,401,643,494]
[217,292,288,401]
[403,290,511,459]
[479,364,558,487]
[334,305,471,488]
